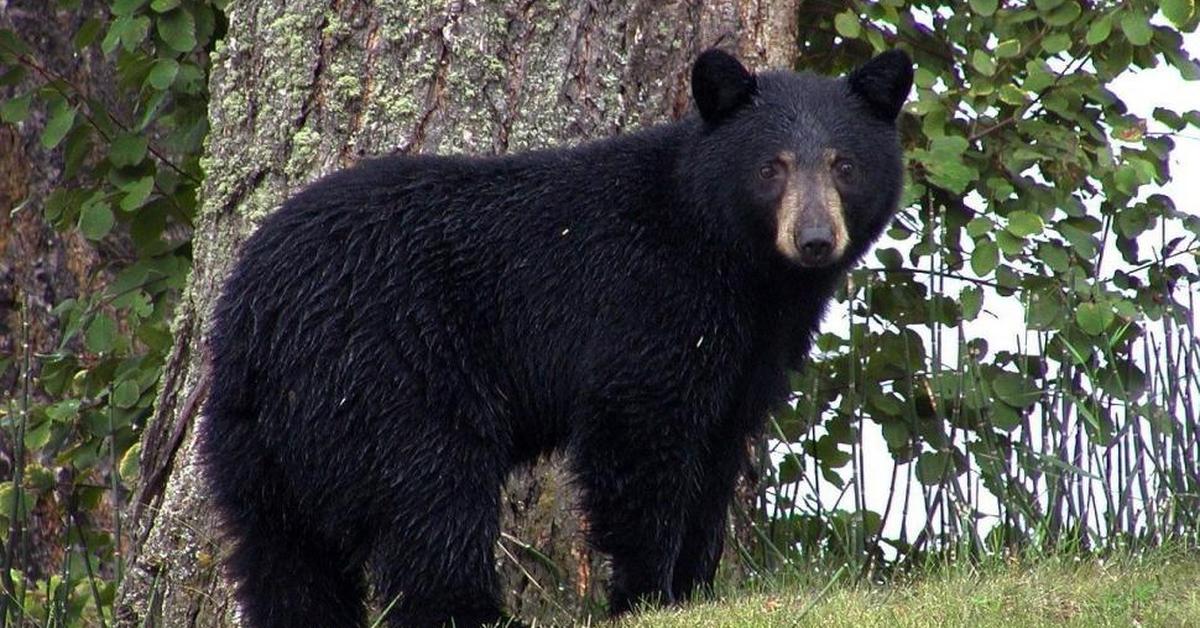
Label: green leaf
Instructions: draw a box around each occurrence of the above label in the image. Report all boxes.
[110,133,148,167]
[967,216,994,238]
[0,65,25,87]
[104,15,151,54]
[146,57,179,90]
[868,388,903,416]
[834,11,861,39]
[931,135,969,156]
[1120,10,1153,46]
[0,484,21,520]
[120,175,155,212]
[63,125,92,178]
[1153,107,1186,131]
[85,314,118,353]
[880,421,910,452]
[45,188,88,224]
[0,28,34,57]
[112,380,141,409]
[996,230,1024,255]
[150,0,181,11]
[1161,0,1194,27]
[971,239,999,276]
[807,435,852,469]
[971,50,996,76]
[1113,299,1138,320]
[775,453,801,484]
[1114,164,1140,194]
[914,67,937,89]
[986,176,1015,200]
[120,442,141,482]
[46,399,81,422]
[990,403,1022,431]
[126,15,153,50]
[1163,46,1200,81]
[42,100,76,149]
[1027,289,1064,329]
[916,451,955,485]
[1,92,31,123]
[992,372,1040,408]
[112,0,148,16]
[1006,210,1044,238]
[101,18,122,54]
[74,17,104,49]
[1086,14,1113,45]
[157,7,197,53]
[1036,242,1071,273]
[995,39,1020,59]
[1116,206,1151,238]
[1076,301,1114,335]
[961,286,983,320]
[970,0,998,16]
[24,420,51,450]
[998,84,1026,105]
[1043,1,1081,26]
[1042,32,1072,54]
[79,198,114,240]
[876,247,903,269]
[1025,59,1054,91]
[1059,219,1100,259]
[925,160,975,194]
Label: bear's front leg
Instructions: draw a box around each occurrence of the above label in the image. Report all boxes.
[671,431,750,601]
[569,394,713,617]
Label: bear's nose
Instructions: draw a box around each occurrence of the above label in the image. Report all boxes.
[795,227,835,267]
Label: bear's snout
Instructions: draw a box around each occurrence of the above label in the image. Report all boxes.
[774,168,849,267]
[795,226,835,267]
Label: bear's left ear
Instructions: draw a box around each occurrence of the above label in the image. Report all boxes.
[692,49,757,125]
[847,50,914,121]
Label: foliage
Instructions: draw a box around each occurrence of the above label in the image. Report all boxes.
[751,0,1200,573]
[0,0,222,623]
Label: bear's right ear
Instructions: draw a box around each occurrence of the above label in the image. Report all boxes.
[692,49,756,125]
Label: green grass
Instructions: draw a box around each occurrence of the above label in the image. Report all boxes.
[618,550,1200,627]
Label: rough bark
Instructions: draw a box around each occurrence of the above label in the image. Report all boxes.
[117,1,798,625]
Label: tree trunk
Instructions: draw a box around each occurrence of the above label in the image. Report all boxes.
[116,1,798,625]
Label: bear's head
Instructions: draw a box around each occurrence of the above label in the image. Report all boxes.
[686,48,913,271]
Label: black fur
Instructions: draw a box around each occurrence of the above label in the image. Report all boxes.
[848,49,914,121]
[200,50,911,628]
[692,49,757,124]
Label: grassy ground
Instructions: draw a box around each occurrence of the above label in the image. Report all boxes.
[616,549,1200,627]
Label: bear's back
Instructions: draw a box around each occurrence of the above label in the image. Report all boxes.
[208,125,734,437]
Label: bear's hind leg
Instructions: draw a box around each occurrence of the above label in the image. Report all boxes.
[368,448,509,628]
[224,510,368,628]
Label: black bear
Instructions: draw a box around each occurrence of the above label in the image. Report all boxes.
[200,48,912,627]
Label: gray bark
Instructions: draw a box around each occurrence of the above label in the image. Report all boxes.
[117,1,798,625]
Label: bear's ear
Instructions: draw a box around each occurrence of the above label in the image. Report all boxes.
[847,50,914,121]
[692,49,757,125]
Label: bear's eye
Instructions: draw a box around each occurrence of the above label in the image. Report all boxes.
[833,158,856,180]
[758,161,784,180]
